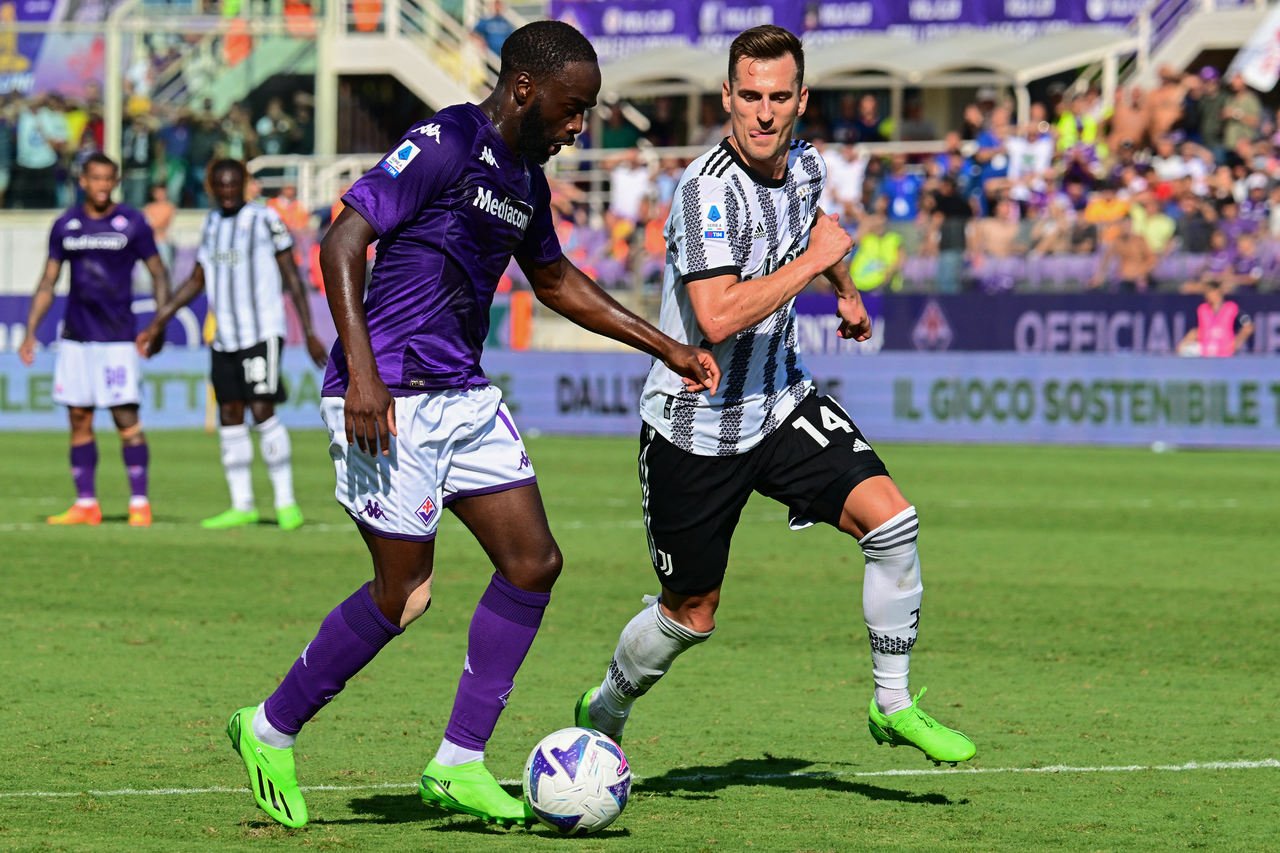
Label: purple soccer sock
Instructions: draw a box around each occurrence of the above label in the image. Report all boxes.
[70,442,97,500]
[444,573,551,751]
[122,443,149,500]
[263,584,403,735]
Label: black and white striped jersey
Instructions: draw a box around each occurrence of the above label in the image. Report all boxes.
[196,203,294,352]
[640,138,825,457]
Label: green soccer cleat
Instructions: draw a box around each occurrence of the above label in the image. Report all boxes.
[418,758,533,827]
[202,508,260,529]
[226,706,309,828]
[276,504,304,531]
[574,687,623,743]
[868,687,976,766]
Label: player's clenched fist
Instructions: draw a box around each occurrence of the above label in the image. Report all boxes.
[808,214,854,270]
[662,343,721,396]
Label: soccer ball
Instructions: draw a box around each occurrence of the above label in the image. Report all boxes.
[523,727,631,834]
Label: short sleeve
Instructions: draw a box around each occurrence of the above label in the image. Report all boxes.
[131,214,160,261]
[342,120,466,237]
[262,207,294,253]
[672,175,739,284]
[48,218,65,262]
[514,168,562,266]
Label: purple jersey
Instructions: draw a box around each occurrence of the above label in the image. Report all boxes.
[48,205,158,342]
[323,104,561,396]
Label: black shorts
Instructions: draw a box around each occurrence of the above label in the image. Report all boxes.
[210,337,288,404]
[639,392,890,595]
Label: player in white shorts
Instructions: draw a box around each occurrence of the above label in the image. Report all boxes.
[19,153,170,527]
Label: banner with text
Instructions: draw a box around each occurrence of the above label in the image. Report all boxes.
[4,350,1278,448]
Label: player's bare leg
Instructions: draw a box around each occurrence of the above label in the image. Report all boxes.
[579,585,716,741]
[840,476,975,765]
[249,400,304,530]
[111,404,151,526]
[48,406,101,525]
[230,530,425,827]
[417,484,559,826]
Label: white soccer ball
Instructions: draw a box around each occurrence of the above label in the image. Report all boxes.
[523,727,631,834]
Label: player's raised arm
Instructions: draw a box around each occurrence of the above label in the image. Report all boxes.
[685,212,852,345]
[520,254,720,396]
[319,206,396,454]
[19,257,63,366]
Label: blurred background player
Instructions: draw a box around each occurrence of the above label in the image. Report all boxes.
[136,159,327,530]
[1178,279,1255,357]
[574,25,976,768]
[220,21,718,830]
[18,152,170,527]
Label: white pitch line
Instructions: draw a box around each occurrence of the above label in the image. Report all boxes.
[1,759,1275,800]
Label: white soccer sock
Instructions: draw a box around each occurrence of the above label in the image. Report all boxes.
[434,738,484,767]
[219,424,255,511]
[254,416,295,509]
[859,506,923,716]
[592,596,712,738]
[253,703,296,749]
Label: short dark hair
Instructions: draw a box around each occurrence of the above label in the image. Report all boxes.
[498,20,597,84]
[82,152,119,176]
[208,158,248,183]
[728,25,804,88]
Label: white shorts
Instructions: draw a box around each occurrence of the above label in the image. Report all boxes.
[53,340,142,409]
[321,385,537,542]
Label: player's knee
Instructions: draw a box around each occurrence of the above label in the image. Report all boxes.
[400,576,434,627]
[504,542,563,590]
[662,589,719,634]
[117,423,144,445]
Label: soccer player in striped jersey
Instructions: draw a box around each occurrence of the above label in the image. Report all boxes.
[214,22,718,830]
[19,152,170,527]
[575,25,976,767]
[137,159,328,530]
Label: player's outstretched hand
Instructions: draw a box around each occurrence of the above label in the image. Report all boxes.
[808,214,854,271]
[664,343,720,396]
[17,337,35,366]
[305,333,328,368]
[345,378,397,456]
[836,295,872,341]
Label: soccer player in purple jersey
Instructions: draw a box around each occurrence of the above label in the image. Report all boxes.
[19,153,170,527]
[224,21,720,829]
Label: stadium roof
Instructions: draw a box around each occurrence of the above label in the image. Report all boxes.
[599,25,1138,96]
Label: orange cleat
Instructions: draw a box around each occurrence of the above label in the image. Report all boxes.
[128,503,152,527]
[47,502,103,526]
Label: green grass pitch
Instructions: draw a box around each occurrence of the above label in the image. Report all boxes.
[1,430,1276,851]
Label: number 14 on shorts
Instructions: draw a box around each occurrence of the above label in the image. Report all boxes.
[792,402,856,448]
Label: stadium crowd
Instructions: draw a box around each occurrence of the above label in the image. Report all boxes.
[3,38,1279,296]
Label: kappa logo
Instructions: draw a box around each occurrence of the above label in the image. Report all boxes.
[111,214,129,231]
[414,122,442,143]
[381,140,421,178]
[479,146,497,167]
[752,220,767,240]
[66,219,81,231]
[360,500,387,520]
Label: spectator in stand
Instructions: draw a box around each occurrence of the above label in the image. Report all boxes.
[1173,192,1216,253]
[268,183,311,234]
[188,106,223,207]
[256,97,296,157]
[829,92,859,144]
[1081,179,1130,247]
[1221,233,1268,294]
[1217,197,1256,242]
[600,105,640,149]
[899,98,937,142]
[968,196,1025,293]
[1222,73,1262,155]
[1239,173,1270,230]
[853,94,888,143]
[1177,70,1203,143]
[221,102,258,162]
[1130,191,1177,260]
[1148,65,1185,145]
[1090,216,1157,292]
[158,107,192,203]
[605,148,650,227]
[1029,196,1076,256]
[849,201,903,293]
[926,174,973,294]
[1058,92,1100,153]
[12,92,67,208]
[473,0,515,56]
[1109,86,1147,152]
[878,153,924,249]
[1178,280,1253,356]
[1180,228,1234,293]
[120,114,153,208]
[1197,67,1228,160]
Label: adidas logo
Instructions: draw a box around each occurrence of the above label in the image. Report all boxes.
[752,221,766,240]
[852,439,872,453]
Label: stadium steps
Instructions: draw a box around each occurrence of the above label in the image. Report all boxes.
[1133,3,1270,85]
